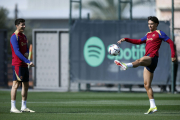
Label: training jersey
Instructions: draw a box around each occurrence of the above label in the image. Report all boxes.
[125,30,175,58]
[10,30,31,67]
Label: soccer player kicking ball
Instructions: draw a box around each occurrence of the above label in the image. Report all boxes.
[115,16,176,114]
[10,18,35,113]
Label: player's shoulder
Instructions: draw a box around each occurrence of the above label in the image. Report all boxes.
[156,30,170,40]
[145,32,151,36]
[11,33,16,39]
[11,33,15,37]
[11,32,18,41]
[155,30,166,36]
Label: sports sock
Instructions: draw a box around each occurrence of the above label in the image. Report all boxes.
[11,100,16,109]
[21,100,27,110]
[149,99,156,108]
[125,63,133,68]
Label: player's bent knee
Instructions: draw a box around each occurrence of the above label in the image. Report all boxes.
[137,59,145,65]
[144,83,146,88]
[144,83,150,89]
[139,57,147,63]
[136,59,140,63]
[134,59,141,65]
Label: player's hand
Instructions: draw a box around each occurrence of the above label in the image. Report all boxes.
[24,53,29,59]
[171,57,176,62]
[117,38,125,44]
[29,62,35,67]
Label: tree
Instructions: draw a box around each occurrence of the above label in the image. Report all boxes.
[0,7,15,56]
[76,0,155,20]
[79,0,128,20]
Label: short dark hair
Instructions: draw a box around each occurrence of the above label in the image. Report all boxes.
[15,18,25,25]
[148,16,159,26]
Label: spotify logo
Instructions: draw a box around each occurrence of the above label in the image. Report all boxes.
[84,37,105,67]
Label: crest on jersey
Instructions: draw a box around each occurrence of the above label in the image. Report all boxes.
[152,34,155,37]
[21,42,26,46]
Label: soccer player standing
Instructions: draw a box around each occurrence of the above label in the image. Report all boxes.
[114,16,176,114]
[10,18,35,113]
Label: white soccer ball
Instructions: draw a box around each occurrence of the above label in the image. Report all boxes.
[108,44,120,56]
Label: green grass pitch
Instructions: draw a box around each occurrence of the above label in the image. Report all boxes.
[0,91,180,120]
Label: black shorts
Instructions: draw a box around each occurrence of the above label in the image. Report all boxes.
[12,66,29,82]
[146,55,158,73]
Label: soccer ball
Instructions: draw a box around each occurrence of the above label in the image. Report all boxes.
[108,44,120,56]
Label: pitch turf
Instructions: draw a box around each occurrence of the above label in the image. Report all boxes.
[0,91,180,120]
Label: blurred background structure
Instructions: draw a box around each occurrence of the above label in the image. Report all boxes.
[0,0,179,93]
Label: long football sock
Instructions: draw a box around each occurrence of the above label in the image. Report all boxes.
[21,100,27,110]
[11,100,16,109]
[125,63,133,68]
[149,99,156,108]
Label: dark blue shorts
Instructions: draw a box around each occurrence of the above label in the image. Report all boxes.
[146,55,158,73]
[12,66,29,82]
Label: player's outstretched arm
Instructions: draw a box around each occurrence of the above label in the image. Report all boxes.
[117,38,145,45]
[117,38,125,44]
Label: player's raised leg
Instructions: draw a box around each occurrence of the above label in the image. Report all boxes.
[10,81,21,113]
[114,56,151,70]
[132,56,151,67]
[21,82,35,112]
[144,67,157,114]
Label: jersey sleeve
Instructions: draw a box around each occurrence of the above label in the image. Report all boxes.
[125,35,146,44]
[166,39,176,58]
[159,31,170,41]
[159,31,175,58]
[10,35,31,64]
[141,35,147,42]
